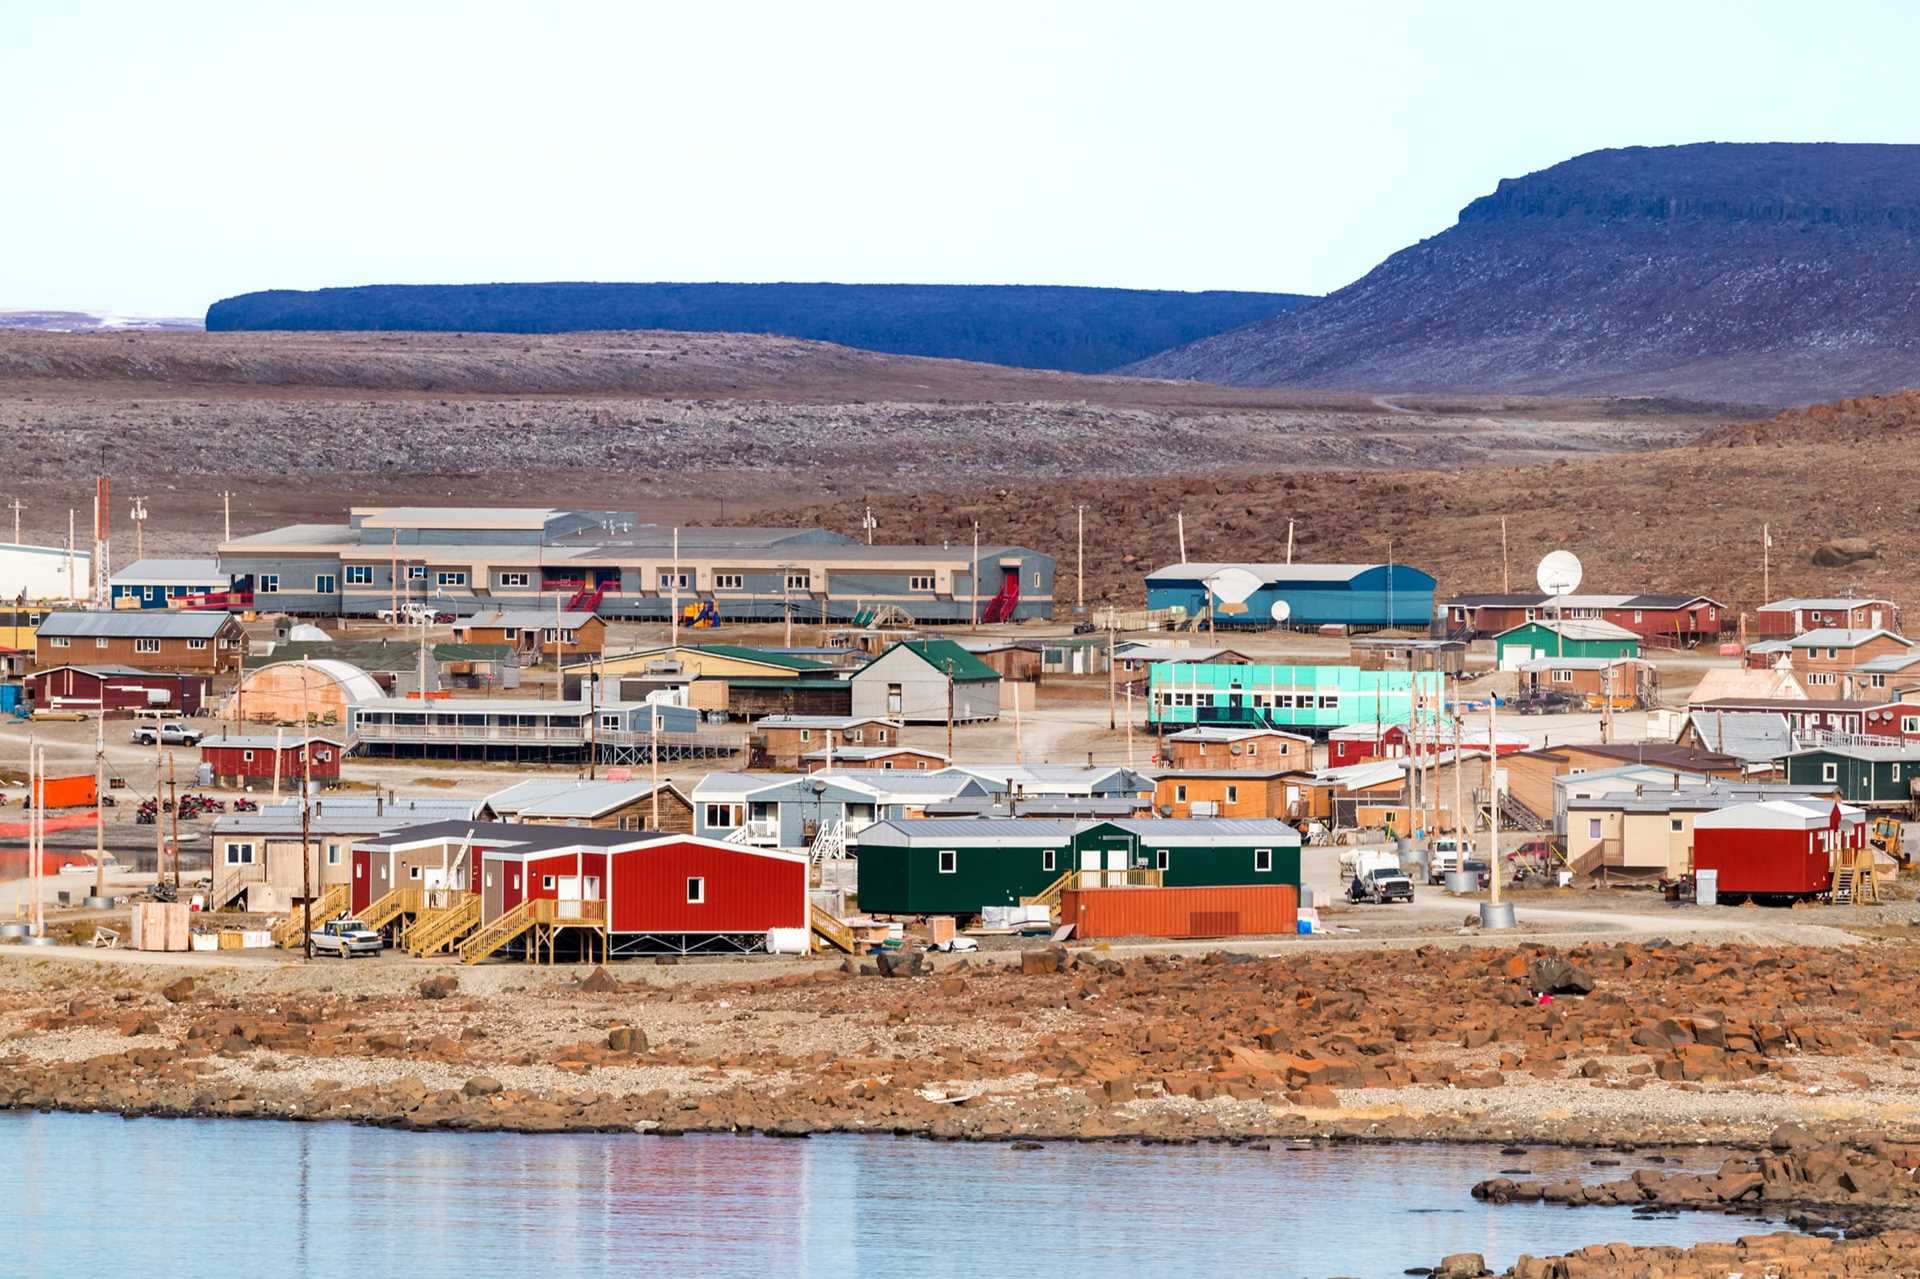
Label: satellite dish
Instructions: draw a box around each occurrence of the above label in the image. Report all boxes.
[1536,550,1583,597]
[1204,566,1262,606]
[1269,599,1293,623]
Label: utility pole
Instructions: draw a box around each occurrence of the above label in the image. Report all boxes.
[8,497,21,546]
[1075,504,1085,615]
[1286,519,1295,565]
[130,495,148,562]
[152,731,163,886]
[1013,682,1024,766]
[1500,518,1509,594]
[67,509,76,601]
[1125,683,1134,768]
[945,660,955,762]
[93,713,106,901]
[970,521,979,632]
[1177,512,1187,563]
[167,753,179,893]
[669,527,681,650]
[300,660,314,961]
[587,648,598,781]
[781,565,792,648]
[273,726,284,800]
[1487,692,1503,917]
[1106,626,1116,731]
[390,529,398,621]
[220,490,233,545]
[862,502,876,546]
[1762,522,1771,606]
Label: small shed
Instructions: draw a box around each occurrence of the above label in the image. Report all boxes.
[1693,799,1867,899]
[1495,619,1641,669]
[849,639,1000,723]
[200,734,345,788]
[25,665,211,715]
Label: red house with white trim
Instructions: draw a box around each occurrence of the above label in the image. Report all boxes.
[1692,799,1866,899]
[1326,723,1529,768]
[200,734,344,787]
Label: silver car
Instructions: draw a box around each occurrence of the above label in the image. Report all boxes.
[308,918,383,957]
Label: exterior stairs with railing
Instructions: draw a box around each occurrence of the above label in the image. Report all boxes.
[357,886,424,937]
[459,898,539,964]
[1020,869,1074,914]
[808,818,847,864]
[810,903,855,954]
[1832,850,1881,905]
[209,867,249,912]
[271,883,350,948]
[405,894,482,956]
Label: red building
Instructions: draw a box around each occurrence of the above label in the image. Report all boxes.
[351,821,808,956]
[1325,723,1529,768]
[26,664,210,715]
[1860,700,1920,743]
[199,734,345,788]
[1692,799,1866,900]
[1445,593,1726,642]
[1755,597,1899,639]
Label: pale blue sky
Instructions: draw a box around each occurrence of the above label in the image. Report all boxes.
[6,0,1918,317]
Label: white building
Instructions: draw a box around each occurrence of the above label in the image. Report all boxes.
[0,543,90,602]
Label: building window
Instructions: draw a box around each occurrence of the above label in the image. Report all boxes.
[96,637,110,649]
[345,565,373,586]
[355,864,364,880]
[798,729,812,742]
[316,574,337,594]
[187,639,208,650]
[660,571,690,590]
[704,803,739,829]
[714,573,743,590]
[316,750,331,762]
[1588,818,1602,839]
[686,876,705,904]
[937,850,957,874]
[1254,848,1272,873]
[1042,849,1056,872]
[909,575,936,592]
[786,572,810,591]
[407,566,427,580]
[1903,716,1919,734]
[241,750,254,762]
[225,842,256,865]
[408,865,422,880]
[436,571,468,587]
[497,572,530,588]
[1156,849,1170,871]
[1225,784,1239,804]
[542,875,556,891]
[1246,743,1258,758]
[259,574,279,593]
[1822,762,1838,783]
[1669,818,1683,833]
[1552,669,1573,683]
[327,843,342,865]
[1174,784,1187,802]
[48,636,68,648]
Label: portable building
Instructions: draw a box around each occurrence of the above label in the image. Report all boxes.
[200,734,345,788]
[109,559,233,610]
[1782,744,1920,810]
[25,665,210,715]
[453,609,606,663]
[1161,727,1312,772]
[1153,771,1298,819]
[1756,597,1899,638]
[1147,663,1444,734]
[207,794,480,913]
[1692,800,1867,899]
[748,714,902,768]
[477,777,694,833]
[1493,619,1640,669]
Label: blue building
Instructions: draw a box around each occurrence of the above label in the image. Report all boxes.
[1144,562,1435,630]
[109,559,235,609]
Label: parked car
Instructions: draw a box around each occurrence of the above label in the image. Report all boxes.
[308,918,383,958]
[1515,691,1580,716]
[1461,858,1492,890]
[1348,865,1415,904]
[131,722,202,747]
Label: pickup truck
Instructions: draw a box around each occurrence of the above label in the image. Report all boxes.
[377,603,454,625]
[308,918,384,958]
[1348,865,1415,904]
[1427,836,1472,884]
[131,722,203,747]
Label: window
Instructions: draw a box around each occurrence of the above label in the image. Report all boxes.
[599,713,622,731]
[1246,743,1258,758]
[1225,784,1239,804]
[714,573,743,590]
[48,636,68,648]
[1903,716,1919,734]
[497,571,530,588]
[1873,675,1888,689]
[786,572,810,591]
[1155,849,1170,871]
[345,565,373,586]
[315,749,331,762]
[1042,849,1056,872]
[1894,764,1904,783]
[316,574,337,594]
[1822,762,1838,783]
[407,565,427,580]
[909,574,936,592]
[1552,669,1573,683]
[355,864,364,879]
[542,875,556,891]
[436,571,467,587]
[408,865,422,880]
[798,728,812,742]
[1808,672,1836,687]
[241,750,254,763]
[1174,784,1188,802]
[1319,695,1339,709]
[512,874,521,890]
[1588,818,1602,839]
[326,843,342,865]
[543,627,577,643]
[659,571,690,590]
[1670,818,1683,833]
[686,876,705,904]
[704,803,739,829]
[187,639,208,650]
[1633,610,1643,622]
[485,874,494,889]
[258,574,279,593]
[225,842,256,865]
[937,850,957,874]
[1254,848,1273,873]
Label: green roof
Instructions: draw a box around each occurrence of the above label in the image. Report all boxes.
[892,639,1001,682]
[254,641,511,670]
[687,644,832,671]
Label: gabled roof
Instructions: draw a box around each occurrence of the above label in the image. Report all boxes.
[26,664,192,680]
[1855,652,1920,674]
[110,558,226,586]
[1761,597,1895,611]
[1566,783,1837,815]
[1166,726,1313,744]
[480,777,684,819]
[1516,656,1641,671]
[865,639,1000,682]
[1111,643,1249,664]
[199,733,346,750]
[1786,742,1920,763]
[1694,798,1864,831]
[688,644,832,671]
[1493,618,1639,642]
[1559,742,1742,772]
[459,609,598,629]
[1682,711,1795,763]
[754,715,901,730]
[37,610,233,639]
[1789,628,1911,650]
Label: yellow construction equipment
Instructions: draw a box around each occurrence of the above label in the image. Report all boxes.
[1870,817,1908,870]
[272,884,350,948]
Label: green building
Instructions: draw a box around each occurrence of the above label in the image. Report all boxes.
[1494,619,1640,669]
[855,817,1302,915]
[1782,744,1920,808]
[1146,663,1443,733]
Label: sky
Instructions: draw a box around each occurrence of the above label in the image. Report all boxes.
[6,0,1920,317]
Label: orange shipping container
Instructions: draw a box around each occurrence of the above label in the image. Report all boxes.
[33,774,98,809]
[1061,884,1300,941]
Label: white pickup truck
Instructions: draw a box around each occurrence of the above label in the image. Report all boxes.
[1427,837,1473,884]
[307,918,383,958]
[131,722,203,747]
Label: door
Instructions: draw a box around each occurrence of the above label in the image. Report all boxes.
[1104,846,1128,887]
[554,875,601,919]
[1873,609,1885,630]
[1077,844,1100,889]
[886,683,903,715]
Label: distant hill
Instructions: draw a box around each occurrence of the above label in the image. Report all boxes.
[1129,143,1920,405]
[204,282,1311,374]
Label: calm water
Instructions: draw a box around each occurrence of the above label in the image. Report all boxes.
[1,1112,1781,1278]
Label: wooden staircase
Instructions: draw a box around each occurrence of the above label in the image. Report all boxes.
[405,894,481,957]
[458,898,539,965]
[1020,869,1074,913]
[358,885,424,937]
[208,867,249,912]
[1833,851,1881,905]
[271,883,350,948]
[810,903,855,954]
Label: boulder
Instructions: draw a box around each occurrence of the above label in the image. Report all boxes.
[1812,537,1880,567]
[417,975,458,1000]
[1437,1252,1487,1278]
[876,951,926,978]
[1525,957,1594,996]
[462,1075,504,1097]
[161,977,196,1004]
[607,1026,648,1053]
[580,966,621,994]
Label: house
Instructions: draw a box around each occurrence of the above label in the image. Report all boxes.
[747,715,902,769]
[348,697,702,764]
[1693,800,1868,899]
[1113,643,1251,680]
[1740,640,1797,671]
[1850,651,1920,699]
[1781,744,1920,809]
[1145,562,1436,629]
[34,610,245,673]
[477,777,694,833]
[1788,630,1915,698]
[1690,664,1806,704]
[1153,770,1299,819]
[919,793,1154,820]
[1690,697,1875,739]
[453,610,605,663]
[1348,636,1468,674]
[218,504,1055,622]
[855,817,1301,916]
[1324,722,1529,769]
[801,746,950,772]
[1564,782,1841,882]
[690,770,991,852]
[108,559,238,610]
[24,665,211,716]
[1311,752,1493,835]
[1446,592,1726,642]
[207,794,480,913]
[1037,636,1112,677]
[200,734,345,789]
[1676,712,1796,767]
[956,639,1043,683]
[1147,663,1445,734]
[1553,764,1711,839]
[1860,700,1920,745]
[939,764,1154,800]
[349,820,810,958]
[1493,619,1640,669]
[1161,727,1312,772]
[1517,656,1652,706]
[1502,744,1744,830]
[849,639,1000,724]
[1756,597,1899,638]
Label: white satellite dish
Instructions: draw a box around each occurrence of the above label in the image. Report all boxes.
[1204,566,1262,606]
[1536,550,1583,598]
[1269,599,1292,623]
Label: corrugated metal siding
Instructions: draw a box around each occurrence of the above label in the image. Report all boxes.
[608,841,805,933]
[1693,827,1832,897]
[1062,885,1300,939]
[856,839,1065,914]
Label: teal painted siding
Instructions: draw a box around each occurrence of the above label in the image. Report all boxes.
[1494,623,1639,664]
[1147,664,1443,732]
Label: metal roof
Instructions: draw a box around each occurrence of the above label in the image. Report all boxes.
[353,819,661,852]
[1786,742,1920,763]
[37,610,233,639]
[1166,726,1312,743]
[1517,656,1639,671]
[199,733,346,749]
[1855,653,1920,673]
[867,639,1001,682]
[755,714,901,729]
[210,796,479,835]
[1761,597,1893,611]
[1694,799,1864,830]
[1790,628,1911,650]
[110,558,226,586]
[860,818,1084,845]
[481,777,675,818]
[256,641,512,671]
[460,610,598,629]
[1494,618,1639,641]
[1112,644,1249,664]
[1105,818,1302,845]
[1566,783,1835,815]
[1682,711,1795,762]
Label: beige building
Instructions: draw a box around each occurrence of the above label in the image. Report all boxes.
[207,795,478,913]
[1563,782,1841,882]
